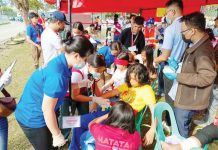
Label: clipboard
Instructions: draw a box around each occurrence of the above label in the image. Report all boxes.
[0,60,16,90]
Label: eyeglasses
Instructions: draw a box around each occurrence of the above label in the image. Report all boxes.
[181,28,191,34]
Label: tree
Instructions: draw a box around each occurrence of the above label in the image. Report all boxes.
[29,0,43,12]
[0,6,17,16]
[11,0,29,25]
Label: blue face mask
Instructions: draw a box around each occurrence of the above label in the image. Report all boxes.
[74,62,86,70]
[90,71,101,79]
[165,17,171,24]
[214,28,218,37]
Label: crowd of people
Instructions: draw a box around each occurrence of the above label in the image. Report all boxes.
[0,0,218,150]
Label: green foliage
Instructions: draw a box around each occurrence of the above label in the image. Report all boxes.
[0,6,16,16]
[29,0,43,11]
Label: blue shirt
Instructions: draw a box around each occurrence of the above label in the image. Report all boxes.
[26,23,43,44]
[162,17,187,62]
[15,54,71,128]
[98,46,115,67]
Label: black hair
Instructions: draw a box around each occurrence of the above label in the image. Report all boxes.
[83,30,89,34]
[126,63,149,87]
[73,22,84,32]
[205,28,216,41]
[141,45,156,74]
[129,14,136,20]
[29,12,39,20]
[134,16,144,25]
[215,17,218,21]
[64,36,94,57]
[90,23,95,27]
[105,101,136,134]
[180,12,206,32]
[165,0,184,11]
[117,52,129,61]
[87,53,106,68]
[114,14,119,19]
[110,41,122,52]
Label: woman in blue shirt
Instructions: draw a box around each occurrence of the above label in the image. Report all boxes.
[98,41,122,68]
[15,36,94,150]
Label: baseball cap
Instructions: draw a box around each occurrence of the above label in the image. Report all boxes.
[52,11,70,25]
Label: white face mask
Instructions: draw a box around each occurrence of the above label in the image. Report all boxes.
[90,70,101,79]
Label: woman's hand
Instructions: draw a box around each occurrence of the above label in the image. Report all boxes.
[143,128,155,146]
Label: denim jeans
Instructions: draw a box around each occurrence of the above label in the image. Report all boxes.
[174,107,195,138]
[69,110,109,150]
[0,117,8,150]
[18,121,54,150]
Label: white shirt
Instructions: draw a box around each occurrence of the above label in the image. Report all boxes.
[112,69,127,88]
[71,64,89,83]
[135,54,143,64]
[41,27,62,66]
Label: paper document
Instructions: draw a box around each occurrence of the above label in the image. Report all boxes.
[128,45,138,52]
[62,116,81,129]
[0,60,16,90]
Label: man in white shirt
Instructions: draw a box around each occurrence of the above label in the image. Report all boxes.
[41,11,69,66]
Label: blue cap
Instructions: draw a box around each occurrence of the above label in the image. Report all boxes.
[146,17,155,25]
[52,11,70,25]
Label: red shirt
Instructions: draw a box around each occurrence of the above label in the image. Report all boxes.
[114,22,121,36]
[90,123,141,150]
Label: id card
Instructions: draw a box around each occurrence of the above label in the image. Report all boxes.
[128,45,138,52]
[62,116,81,129]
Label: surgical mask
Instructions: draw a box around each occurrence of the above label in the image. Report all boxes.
[74,61,86,70]
[213,28,218,37]
[90,71,101,79]
[182,34,192,44]
[165,17,171,24]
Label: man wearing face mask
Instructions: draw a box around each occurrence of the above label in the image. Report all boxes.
[213,17,218,42]
[163,12,217,138]
[119,16,145,54]
[153,0,187,131]
[41,11,69,66]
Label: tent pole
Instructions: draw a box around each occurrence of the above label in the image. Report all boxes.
[68,0,72,32]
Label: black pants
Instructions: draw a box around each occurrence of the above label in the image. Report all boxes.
[195,123,218,146]
[18,121,54,150]
[163,75,174,126]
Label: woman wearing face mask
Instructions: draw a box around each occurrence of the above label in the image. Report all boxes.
[72,22,84,36]
[69,53,108,113]
[15,36,94,150]
[59,53,108,141]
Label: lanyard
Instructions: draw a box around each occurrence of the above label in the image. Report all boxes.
[131,32,139,46]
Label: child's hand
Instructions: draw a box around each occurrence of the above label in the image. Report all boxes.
[143,128,155,146]
[89,102,97,113]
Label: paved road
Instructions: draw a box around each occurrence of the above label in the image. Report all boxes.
[0,21,25,42]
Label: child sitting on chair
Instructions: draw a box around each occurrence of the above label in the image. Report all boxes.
[101,52,129,93]
[69,63,156,150]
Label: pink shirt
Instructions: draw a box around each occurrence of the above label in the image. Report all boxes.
[90,123,141,150]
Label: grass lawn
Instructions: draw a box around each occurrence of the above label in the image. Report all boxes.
[0,36,217,150]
